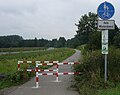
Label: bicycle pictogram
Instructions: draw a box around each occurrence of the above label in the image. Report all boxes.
[97,1,115,20]
[102,2,111,18]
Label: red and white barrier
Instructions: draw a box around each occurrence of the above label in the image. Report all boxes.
[37,62,79,66]
[38,72,81,76]
[35,61,80,88]
[18,60,81,88]
[18,61,35,71]
[58,62,79,65]
[26,69,57,72]
[35,61,59,87]
[18,60,59,71]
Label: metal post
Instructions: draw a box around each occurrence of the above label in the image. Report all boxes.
[105,54,107,82]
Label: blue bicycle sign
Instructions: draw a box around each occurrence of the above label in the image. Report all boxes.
[97,1,115,20]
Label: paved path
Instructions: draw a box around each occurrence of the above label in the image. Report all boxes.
[0,48,54,55]
[7,50,81,95]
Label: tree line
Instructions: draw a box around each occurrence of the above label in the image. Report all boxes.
[0,35,77,48]
[0,12,120,49]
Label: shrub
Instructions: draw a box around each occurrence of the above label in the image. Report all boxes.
[74,47,120,95]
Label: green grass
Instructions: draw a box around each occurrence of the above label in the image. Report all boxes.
[0,48,75,89]
[98,84,120,95]
[0,48,75,74]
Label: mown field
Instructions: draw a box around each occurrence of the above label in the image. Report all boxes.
[0,48,75,89]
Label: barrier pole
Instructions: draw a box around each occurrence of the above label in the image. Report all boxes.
[56,64,59,82]
[36,62,39,88]
[18,61,20,71]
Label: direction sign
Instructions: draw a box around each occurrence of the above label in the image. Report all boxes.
[97,1,115,20]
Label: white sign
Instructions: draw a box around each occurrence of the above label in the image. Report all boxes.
[102,30,108,43]
[102,44,108,54]
[98,20,115,30]
[102,30,108,54]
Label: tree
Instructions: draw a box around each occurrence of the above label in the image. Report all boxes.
[113,27,120,48]
[57,37,66,47]
[66,37,80,48]
[51,39,58,47]
[75,12,98,45]
[87,31,101,50]
[75,12,120,50]
[109,24,120,45]
[0,35,23,48]
[34,37,38,47]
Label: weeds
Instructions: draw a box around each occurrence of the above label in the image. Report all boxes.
[74,46,120,95]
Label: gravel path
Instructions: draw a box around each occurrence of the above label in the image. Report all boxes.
[6,49,81,95]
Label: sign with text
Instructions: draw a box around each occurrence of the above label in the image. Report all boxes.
[98,20,115,30]
[102,30,108,54]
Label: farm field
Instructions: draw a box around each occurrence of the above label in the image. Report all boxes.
[0,47,46,52]
[0,48,75,89]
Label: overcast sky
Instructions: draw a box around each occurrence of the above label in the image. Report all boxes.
[0,0,119,40]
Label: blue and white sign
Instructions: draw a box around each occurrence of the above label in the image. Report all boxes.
[97,1,115,20]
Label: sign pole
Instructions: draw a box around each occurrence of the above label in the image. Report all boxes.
[101,30,108,82]
[105,54,107,82]
[97,1,115,83]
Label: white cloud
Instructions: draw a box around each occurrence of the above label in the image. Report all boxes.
[0,0,119,40]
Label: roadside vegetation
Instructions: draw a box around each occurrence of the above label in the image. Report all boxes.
[74,46,120,95]
[98,83,120,95]
[0,48,75,89]
[73,12,120,95]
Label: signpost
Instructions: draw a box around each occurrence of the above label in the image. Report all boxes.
[97,1,115,82]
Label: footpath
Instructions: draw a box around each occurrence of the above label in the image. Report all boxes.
[6,50,81,95]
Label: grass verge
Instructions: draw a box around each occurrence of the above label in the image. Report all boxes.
[98,84,120,95]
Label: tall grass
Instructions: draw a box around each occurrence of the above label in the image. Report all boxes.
[98,84,120,95]
[74,47,120,95]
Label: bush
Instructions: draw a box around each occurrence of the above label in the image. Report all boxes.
[108,47,120,84]
[74,47,120,95]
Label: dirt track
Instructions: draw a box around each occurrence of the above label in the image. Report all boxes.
[6,50,81,95]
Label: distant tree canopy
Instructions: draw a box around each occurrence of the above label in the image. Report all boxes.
[0,12,119,49]
[0,35,67,48]
[0,35,23,48]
